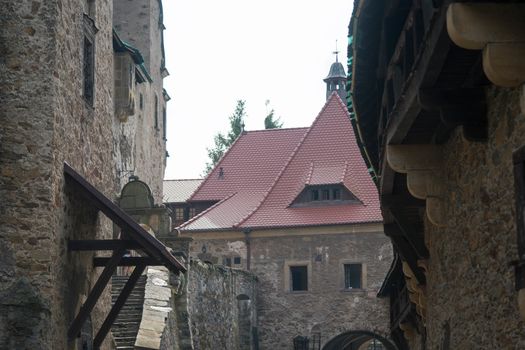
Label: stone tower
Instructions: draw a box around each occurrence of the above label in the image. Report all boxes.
[324,53,347,101]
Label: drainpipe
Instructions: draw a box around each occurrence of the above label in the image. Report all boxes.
[243,228,252,271]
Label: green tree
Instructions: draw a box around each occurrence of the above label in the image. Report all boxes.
[204,100,246,174]
[264,100,283,129]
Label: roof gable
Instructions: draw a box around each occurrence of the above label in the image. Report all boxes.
[179,93,381,231]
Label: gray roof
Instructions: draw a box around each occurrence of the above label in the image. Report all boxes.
[325,61,346,80]
[163,179,203,203]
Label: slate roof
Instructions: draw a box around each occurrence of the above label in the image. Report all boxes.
[324,61,346,80]
[179,93,382,232]
[163,179,203,203]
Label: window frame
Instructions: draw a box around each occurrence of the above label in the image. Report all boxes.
[82,14,97,107]
[284,260,311,293]
[340,261,366,291]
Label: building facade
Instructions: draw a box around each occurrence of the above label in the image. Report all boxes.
[350,1,525,349]
[0,0,170,348]
[174,78,394,349]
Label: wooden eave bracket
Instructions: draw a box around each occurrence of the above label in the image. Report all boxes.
[447,3,525,87]
[387,145,445,227]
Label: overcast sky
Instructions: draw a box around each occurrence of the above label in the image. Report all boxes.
[163,1,354,179]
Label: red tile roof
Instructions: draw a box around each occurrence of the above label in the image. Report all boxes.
[179,93,382,231]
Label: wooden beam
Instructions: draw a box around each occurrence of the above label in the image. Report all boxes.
[389,208,429,259]
[64,163,186,273]
[385,224,426,284]
[447,3,525,50]
[68,247,125,341]
[381,194,426,208]
[68,239,142,251]
[93,256,161,267]
[386,5,451,144]
[93,263,147,349]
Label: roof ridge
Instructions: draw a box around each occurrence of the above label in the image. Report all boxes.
[233,126,313,228]
[235,94,353,228]
[188,132,248,201]
[177,192,238,230]
[234,98,340,227]
[245,126,310,133]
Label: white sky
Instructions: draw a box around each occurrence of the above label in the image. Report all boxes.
[163,0,354,179]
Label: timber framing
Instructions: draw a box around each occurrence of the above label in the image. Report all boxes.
[64,163,186,348]
[351,0,525,342]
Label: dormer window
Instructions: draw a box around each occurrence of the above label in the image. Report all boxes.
[292,184,359,207]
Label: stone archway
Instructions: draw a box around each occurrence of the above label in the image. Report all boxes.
[322,330,398,350]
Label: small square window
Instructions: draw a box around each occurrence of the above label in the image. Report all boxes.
[321,189,330,200]
[290,266,308,291]
[233,257,241,265]
[223,257,232,267]
[344,263,362,289]
[332,188,341,200]
[174,207,184,221]
[310,190,319,201]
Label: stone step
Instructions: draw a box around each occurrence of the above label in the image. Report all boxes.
[110,274,146,349]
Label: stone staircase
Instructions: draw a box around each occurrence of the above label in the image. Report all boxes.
[111,274,147,350]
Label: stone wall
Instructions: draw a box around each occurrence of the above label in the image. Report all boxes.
[186,260,258,350]
[113,0,167,203]
[0,0,116,348]
[418,86,525,349]
[186,224,393,349]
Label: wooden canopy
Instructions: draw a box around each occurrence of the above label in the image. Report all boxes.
[64,163,186,348]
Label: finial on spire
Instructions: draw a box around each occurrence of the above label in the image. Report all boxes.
[333,40,339,63]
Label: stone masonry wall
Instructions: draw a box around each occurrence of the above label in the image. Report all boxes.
[421,86,525,349]
[0,0,116,348]
[186,260,258,350]
[186,225,393,350]
[113,0,166,203]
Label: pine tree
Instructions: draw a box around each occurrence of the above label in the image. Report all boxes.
[204,100,246,174]
[264,100,283,129]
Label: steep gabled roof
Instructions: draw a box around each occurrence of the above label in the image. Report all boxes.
[189,127,309,201]
[178,93,382,232]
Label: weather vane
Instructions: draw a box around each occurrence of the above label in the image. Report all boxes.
[333,39,339,62]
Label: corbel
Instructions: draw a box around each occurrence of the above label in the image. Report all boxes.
[387,144,446,226]
[402,261,427,323]
[447,3,525,87]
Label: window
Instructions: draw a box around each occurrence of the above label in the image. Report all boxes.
[82,15,97,106]
[174,207,185,221]
[139,93,143,110]
[344,263,362,289]
[154,95,159,130]
[233,257,241,265]
[290,266,308,291]
[294,185,356,206]
[223,257,232,267]
[162,107,167,140]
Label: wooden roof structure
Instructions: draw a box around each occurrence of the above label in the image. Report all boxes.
[64,163,186,348]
